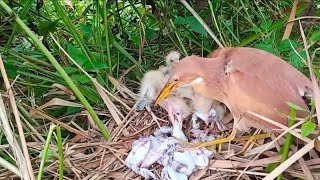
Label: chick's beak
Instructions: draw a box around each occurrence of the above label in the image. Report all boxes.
[155,81,179,105]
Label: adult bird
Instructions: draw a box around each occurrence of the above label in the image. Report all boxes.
[155,47,313,147]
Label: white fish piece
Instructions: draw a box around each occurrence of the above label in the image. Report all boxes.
[131,166,157,179]
[190,149,209,168]
[167,165,188,180]
[157,139,176,166]
[125,138,150,168]
[202,148,214,158]
[173,151,195,176]
[154,126,173,137]
[172,119,188,142]
[141,139,170,168]
[190,128,215,141]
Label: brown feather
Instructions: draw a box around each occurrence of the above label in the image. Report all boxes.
[166,47,313,132]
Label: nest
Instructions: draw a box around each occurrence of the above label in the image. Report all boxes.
[0,76,319,180]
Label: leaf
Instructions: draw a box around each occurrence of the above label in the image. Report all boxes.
[66,43,88,66]
[83,61,107,71]
[3,63,18,79]
[186,16,207,36]
[174,16,187,24]
[265,163,277,173]
[64,67,78,74]
[38,19,59,36]
[145,27,155,39]
[80,23,93,39]
[314,68,320,78]
[278,39,300,52]
[210,1,221,11]
[243,27,261,33]
[301,121,316,137]
[39,149,54,161]
[289,50,306,70]
[260,20,273,31]
[254,43,278,56]
[286,102,309,112]
[128,32,140,46]
[310,30,320,43]
[71,74,91,84]
[67,107,81,114]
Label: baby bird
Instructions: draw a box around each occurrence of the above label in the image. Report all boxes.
[159,96,192,138]
[134,50,181,111]
[191,92,227,131]
[163,51,227,131]
[165,51,181,67]
[135,66,169,110]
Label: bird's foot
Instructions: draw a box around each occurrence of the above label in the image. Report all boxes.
[177,134,236,151]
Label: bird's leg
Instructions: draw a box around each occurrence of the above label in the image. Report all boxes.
[235,133,270,154]
[178,129,236,151]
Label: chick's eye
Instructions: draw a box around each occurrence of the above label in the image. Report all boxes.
[174,78,179,82]
[171,60,174,62]
[176,112,180,115]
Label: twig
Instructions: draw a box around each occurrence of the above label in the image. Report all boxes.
[282,0,298,41]
[0,95,24,178]
[287,16,320,23]
[0,156,21,177]
[299,20,320,128]
[0,55,34,180]
[179,0,224,49]
[236,117,306,180]
[263,140,315,180]
[22,104,89,138]
[249,111,311,143]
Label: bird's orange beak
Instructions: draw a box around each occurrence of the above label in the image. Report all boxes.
[155,81,179,105]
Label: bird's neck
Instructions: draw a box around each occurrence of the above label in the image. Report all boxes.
[193,60,226,102]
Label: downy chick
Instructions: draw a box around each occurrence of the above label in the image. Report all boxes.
[165,50,181,67]
[135,66,169,110]
[191,92,227,131]
[135,50,181,111]
[159,95,192,141]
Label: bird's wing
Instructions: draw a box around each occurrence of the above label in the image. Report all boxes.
[222,47,312,122]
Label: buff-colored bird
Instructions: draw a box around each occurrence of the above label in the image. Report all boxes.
[155,47,313,147]
[165,51,227,131]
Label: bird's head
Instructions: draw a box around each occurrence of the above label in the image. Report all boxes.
[165,51,181,67]
[159,96,191,129]
[155,55,206,105]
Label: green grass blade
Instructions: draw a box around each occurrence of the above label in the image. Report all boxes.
[56,126,64,180]
[0,1,110,140]
[37,124,55,180]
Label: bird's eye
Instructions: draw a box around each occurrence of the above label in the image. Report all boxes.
[176,112,180,115]
[174,78,179,82]
[171,60,174,62]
